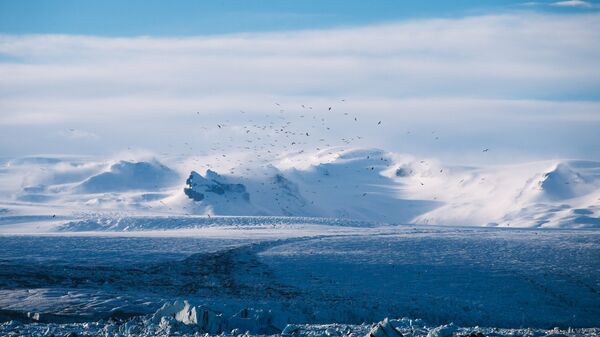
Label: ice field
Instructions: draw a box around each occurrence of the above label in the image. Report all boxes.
[0,221,599,336]
[0,149,599,336]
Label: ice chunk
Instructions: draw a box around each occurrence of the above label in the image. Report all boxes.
[229,308,282,334]
[366,318,403,337]
[427,323,457,337]
[151,300,225,334]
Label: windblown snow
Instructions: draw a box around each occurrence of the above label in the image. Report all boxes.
[0,147,599,229]
[78,160,179,193]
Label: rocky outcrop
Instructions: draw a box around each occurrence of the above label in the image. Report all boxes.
[184,170,250,202]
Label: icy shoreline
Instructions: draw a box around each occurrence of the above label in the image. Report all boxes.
[1,303,598,337]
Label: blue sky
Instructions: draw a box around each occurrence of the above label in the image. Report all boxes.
[0,1,599,163]
[1,0,598,36]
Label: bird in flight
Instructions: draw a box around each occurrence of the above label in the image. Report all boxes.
[483,148,489,152]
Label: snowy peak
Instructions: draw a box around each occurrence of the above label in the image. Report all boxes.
[174,151,599,227]
[538,161,599,201]
[1,149,598,229]
[267,173,310,215]
[180,168,311,217]
[78,160,179,193]
[413,159,600,228]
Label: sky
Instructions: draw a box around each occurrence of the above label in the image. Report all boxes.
[1,0,599,164]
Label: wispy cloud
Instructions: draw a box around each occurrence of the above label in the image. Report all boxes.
[551,0,597,8]
[58,129,99,140]
[0,13,599,161]
[522,0,600,9]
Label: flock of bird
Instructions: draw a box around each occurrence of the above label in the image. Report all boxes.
[61,100,492,215]
[176,100,492,214]
[189,100,490,172]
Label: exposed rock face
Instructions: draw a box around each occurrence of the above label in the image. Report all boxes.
[184,170,250,202]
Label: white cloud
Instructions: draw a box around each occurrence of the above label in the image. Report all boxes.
[1,13,599,105]
[0,13,599,162]
[58,129,99,140]
[552,0,596,8]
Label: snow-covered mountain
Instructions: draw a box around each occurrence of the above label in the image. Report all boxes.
[0,148,598,228]
[167,148,600,228]
[78,160,179,193]
[410,159,600,228]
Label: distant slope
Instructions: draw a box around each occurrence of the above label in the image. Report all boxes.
[175,149,599,228]
[1,149,598,229]
[412,159,600,228]
[78,160,179,193]
[175,149,438,223]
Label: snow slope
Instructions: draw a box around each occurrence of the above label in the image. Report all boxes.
[172,148,599,228]
[0,148,599,229]
[77,160,179,193]
[411,159,600,228]
[171,149,437,222]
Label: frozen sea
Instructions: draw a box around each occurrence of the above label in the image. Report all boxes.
[0,222,599,336]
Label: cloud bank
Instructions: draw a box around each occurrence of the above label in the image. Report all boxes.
[0,12,599,162]
[552,1,597,8]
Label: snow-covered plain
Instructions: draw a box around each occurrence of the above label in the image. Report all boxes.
[1,149,599,336]
[0,225,600,336]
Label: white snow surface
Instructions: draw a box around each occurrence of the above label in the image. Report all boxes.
[0,225,599,335]
[1,147,599,229]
